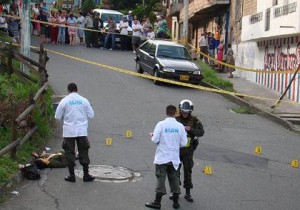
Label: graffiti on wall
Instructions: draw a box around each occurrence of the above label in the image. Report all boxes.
[259,37,300,71]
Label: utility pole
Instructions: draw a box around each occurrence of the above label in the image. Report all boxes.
[21,0,31,74]
[183,0,189,45]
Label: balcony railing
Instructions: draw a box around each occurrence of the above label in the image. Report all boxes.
[250,12,263,24]
[274,2,297,18]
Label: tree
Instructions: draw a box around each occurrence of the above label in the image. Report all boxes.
[81,0,95,13]
[0,0,10,4]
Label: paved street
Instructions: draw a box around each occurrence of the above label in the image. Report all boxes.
[1,40,300,210]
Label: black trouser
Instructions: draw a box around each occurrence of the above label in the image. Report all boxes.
[62,136,90,169]
[180,148,194,189]
[85,28,93,47]
[121,34,128,50]
[155,162,181,195]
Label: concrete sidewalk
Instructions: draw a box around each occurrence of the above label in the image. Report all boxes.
[212,72,300,133]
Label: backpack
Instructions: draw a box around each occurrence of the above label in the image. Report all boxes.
[21,163,41,180]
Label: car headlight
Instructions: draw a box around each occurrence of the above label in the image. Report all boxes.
[193,70,201,75]
[162,67,175,72]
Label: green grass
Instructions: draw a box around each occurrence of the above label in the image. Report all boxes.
[232,106,255,114]
[197,61,234,92]
[0,73,54,188]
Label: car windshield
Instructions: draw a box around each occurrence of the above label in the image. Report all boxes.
[157,45,191,60]
[101,13,123,23]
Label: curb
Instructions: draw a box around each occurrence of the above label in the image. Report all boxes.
[200,81,300,134]
[0,171,23,203]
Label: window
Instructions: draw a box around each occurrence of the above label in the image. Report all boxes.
[140,42,151,52]
[265,8,270,31]
[148,44,157,55]
[272,0,278,6]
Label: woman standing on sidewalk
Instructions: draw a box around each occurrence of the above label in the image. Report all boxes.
[50,11,58,44]
[226,43,235,78]
[67,13,77,45]
[216,40,224,70]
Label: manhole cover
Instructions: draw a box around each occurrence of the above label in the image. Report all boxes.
[75,165,142,183]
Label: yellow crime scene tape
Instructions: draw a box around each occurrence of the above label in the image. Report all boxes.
[35,46,297,106]
[1,14,299,105]
[188,43,297,74]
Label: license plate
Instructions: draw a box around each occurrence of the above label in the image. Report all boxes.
[180,75,189,81]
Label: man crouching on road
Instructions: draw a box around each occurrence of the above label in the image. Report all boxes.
[145,105,187,209]
[55,83,95,183]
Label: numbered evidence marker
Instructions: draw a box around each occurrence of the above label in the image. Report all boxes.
[291,160,299,168]
[126,130,132,138]
[203,166,212,175]
[105,137,112,146]
[255,146,262,154]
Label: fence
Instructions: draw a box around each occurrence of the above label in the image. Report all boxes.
[0,42,49,159]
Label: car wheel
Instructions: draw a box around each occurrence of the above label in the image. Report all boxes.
[135,60,144,73]
[153,69,160,85]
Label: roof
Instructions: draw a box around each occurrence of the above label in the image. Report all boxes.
[147,39,185,47]
[93,9,123,15]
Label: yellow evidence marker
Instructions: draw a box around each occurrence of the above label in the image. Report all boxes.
[105,137,112,146]
[126,130,132,138]
[291,160,299,168]
[203,166,212,175]
[255,146,262,154]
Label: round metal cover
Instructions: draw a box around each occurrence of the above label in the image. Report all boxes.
[75,165,142,183]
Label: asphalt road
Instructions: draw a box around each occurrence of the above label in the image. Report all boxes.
[1,40,300,210]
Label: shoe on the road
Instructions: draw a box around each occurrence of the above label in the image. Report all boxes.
[83,174,95,182]
[145,201,161,209]
[184,194,194,202]
[65,175,76,182]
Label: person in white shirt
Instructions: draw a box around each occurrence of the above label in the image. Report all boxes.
[119,16,129,51]
[147,26,155,40]
[76,12,85,44]
[199,32,209,63]
[55,83,95,183]
[131,18,142,53]
[145,105,187,210]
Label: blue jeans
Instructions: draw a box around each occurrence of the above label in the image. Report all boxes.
[58,26,65,44]
[104,33,115,49]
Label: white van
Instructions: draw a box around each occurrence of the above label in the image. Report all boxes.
[93,9,132,34]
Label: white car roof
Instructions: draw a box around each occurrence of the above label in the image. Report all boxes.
[93,9,123,15]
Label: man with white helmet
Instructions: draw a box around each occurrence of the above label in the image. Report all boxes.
[170,99,205,202]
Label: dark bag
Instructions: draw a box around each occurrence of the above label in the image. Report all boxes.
[21,163,41,180]
[191,138,199,151]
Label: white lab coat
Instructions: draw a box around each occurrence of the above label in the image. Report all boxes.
[55,92,94,138]
[152,117,187,170]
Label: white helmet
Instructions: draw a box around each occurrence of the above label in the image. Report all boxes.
[179,99,194,113]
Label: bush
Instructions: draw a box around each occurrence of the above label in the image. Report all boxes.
[81,0,95,14]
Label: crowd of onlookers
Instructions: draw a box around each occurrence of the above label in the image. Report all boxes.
[0,1,169,53]
[198,26,235,78]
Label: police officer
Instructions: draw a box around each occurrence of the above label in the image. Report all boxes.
[172,99,205,202]
[145,105,187,209]
[55,83,95,183]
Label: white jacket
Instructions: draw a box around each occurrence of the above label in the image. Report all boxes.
[152,117,187,170]
[55,92,94,138]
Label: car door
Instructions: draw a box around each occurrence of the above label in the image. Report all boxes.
[138,41,151,72]
[144,43,157,75]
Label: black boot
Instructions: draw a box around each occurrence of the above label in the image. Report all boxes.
[83,165,95,182]
[173,193,180,209]
[184,188,194,202]
[65,167,76,182]
[145,193,163,209]
[169,193,173,200]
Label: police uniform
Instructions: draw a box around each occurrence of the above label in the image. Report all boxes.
[55,91,94,182]
[176,114,204,198]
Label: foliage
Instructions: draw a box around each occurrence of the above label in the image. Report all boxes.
[196,61,234,91]
[232,107,255,114]
[81,0,95,13]
[0,0,10,5]
[0,73,54,188]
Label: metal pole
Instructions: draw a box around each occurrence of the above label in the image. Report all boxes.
[21,0,31,74]
[183,0,189,45]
